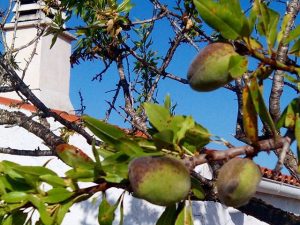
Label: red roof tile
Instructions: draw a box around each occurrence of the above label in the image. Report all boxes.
[0,96,79,122]
[260,167,300,187]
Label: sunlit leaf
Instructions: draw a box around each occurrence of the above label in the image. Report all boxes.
[249,78,276,136]
[43,188,74,203]
[39,174,67,187]
[28,195,53,225]
[228,55,248,79]
[98,194,122,225]
[242,85,258,144]
[289,39,300,56]
[175,202,194,225]
[144,103,171,131]
[284,24,300,44]
[191,177,205,200]
[56,144,95,169]
[83,115,126,144]
[193,0,250,40]
[1,192,28,203]
[156,204,177,225]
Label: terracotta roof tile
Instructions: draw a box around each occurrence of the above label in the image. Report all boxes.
[0,97,79,122]
[260,167,300,187]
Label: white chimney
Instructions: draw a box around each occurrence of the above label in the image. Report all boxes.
[3,0,75,112]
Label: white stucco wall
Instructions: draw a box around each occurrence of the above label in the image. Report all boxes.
[0,103,274,225]
[3,22,74,112]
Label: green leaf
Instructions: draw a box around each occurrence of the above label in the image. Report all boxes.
[276,98,300,129]
[83,115,126,144]
[295,114,300,169]
[156,204,177,225]
[98,194,122,225]
[164,95,172,112]
[65,168,95,181]
[289,39,300,56]
[175,202,194,225]
[29,195,53,225]
[249,78,276,136]
[43,188,74,203]
[284,24,300,44]
[11,211,28,225]
[0,175,33,192]
[242,85,258,144]
[56,144,95,169]
[144,103,171,131]
[1,192,28,203]
[182,124,211,150]
[2,215,12,225]
[12,165,57,177]
[117,0,134,13]
[114,139,145,157]
[102,161,129,183]
[153,130,175,150]
[193,0,250,40]
[55,195,87,224]
[228,55,248,79]
[254,0,279,49]
[191,177,205,200]
[39,174,67,187]
[172,116,195,144]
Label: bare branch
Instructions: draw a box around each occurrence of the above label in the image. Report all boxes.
[0,58,100,146]
[0,147,54,156]
[183,136,290,171]
[0,108,64,150]
[269,0,300,122]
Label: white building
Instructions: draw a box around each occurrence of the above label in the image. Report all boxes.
[0,1,300,224]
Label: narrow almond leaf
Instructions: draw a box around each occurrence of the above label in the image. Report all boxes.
[242,85,258,144]
[43,188,73,204]
[249,78,276,136]
[193,0,249,40]
[295,114,300,146]
[98,194,122,225]
[56,144,95,169]
[175,202,194,225]
[284,24,300,44]
[28,195,53,225]
[82,115,126,144]
[295,114,300,173]
[289,39,300,56]
[191,177,205,200]
[39,174,67,187]
[156,204,177,225]
[1,192,28,203]
[144,103,171,131]
[228,55,248,79]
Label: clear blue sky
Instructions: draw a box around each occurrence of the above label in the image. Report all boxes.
[0,0,297,172]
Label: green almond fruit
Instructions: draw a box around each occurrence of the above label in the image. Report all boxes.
[128,156,191,206]
[187,42,237,92]
[216,158,262,207]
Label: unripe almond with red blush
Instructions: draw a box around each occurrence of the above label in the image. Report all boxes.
[128,156,191,206]
[216,158,262,207]
[188,42,238,92]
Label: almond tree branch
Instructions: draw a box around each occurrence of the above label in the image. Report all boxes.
[0,108,64,149]
[116,57,149,134]
[269,0,300,123]
[0,57,101,146]
[183,136,290,171]
[0,147,54,156]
